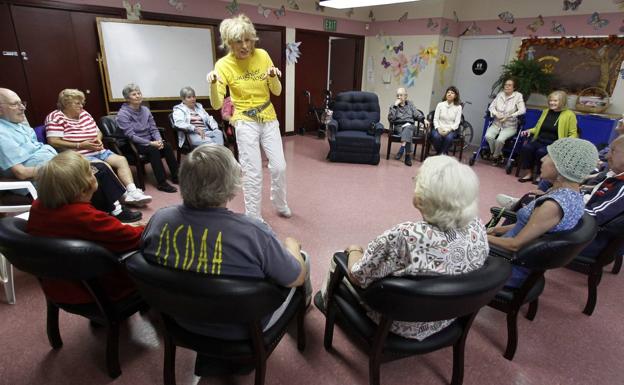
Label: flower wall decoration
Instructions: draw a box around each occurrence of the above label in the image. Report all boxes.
[380,41,438,87]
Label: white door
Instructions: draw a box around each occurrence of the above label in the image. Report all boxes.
[453,37,511,145]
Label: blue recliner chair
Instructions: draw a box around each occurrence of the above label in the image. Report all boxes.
[327,91,384,165]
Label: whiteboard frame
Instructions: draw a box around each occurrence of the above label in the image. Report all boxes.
[96,17,216,102]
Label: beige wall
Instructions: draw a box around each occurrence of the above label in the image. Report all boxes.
[362,34,441,124]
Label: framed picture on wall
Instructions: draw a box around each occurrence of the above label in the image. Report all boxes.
[443,40,453,54]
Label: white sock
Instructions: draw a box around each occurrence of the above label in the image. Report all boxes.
[126,183,137,192]
[111,201,122,216]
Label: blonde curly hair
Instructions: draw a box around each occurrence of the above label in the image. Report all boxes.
[218,14,258,52]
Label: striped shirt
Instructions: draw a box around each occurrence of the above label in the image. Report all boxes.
[189,111,207,131]
[45,110,103,157]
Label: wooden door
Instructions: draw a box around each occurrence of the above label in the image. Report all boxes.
[329,37,364,96]
[10,5,83,125]
[70,11,112,121]
[0,3,31,122]
[256,28,286,135]
[294,31,329,134]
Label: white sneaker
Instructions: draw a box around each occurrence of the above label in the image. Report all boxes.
[277,206,292,218]
[123,189,152,207]
[496,194,519,210]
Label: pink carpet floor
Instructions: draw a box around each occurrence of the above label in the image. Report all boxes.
[1,134,622,385]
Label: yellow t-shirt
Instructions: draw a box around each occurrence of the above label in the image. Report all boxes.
[209,48,281,123]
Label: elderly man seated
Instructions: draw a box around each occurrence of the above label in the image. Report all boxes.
[388,87,429,166]
[0,88,141,222]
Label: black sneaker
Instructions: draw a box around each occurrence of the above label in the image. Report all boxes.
[157,182,177,193]
[170,176,179,184]
[404,155,413,167]
[115,207,142,223]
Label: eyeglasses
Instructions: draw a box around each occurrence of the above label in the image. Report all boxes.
[0,101,27,108]
[397,94,407,97]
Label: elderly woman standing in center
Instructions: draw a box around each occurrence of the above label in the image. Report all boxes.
[318,155,488,341]
[207,14,290,222]
[172,86,224,149]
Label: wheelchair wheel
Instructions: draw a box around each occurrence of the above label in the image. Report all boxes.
[461,121,474,149]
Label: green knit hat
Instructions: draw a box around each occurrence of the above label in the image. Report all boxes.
[546,138,598,183]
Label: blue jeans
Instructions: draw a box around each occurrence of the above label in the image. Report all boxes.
[430,129,456,155]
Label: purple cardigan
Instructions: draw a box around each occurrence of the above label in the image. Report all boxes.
[116,103,161,146]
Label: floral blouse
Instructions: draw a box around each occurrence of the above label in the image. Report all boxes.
[351,217,489,341]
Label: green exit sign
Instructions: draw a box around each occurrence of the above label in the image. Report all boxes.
[324,18,337,32]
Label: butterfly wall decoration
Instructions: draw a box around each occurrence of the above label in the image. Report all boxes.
[381,57,391,69]
[274,5,286,19]
[287,0,299,10]
[614,0,624,9]
[393,41,404,54]
[551,20,566,34]
[498,11,514,24]
[315,1,324,12]
[563,0,582,11]
[225,0,238,15]
[369,10,376,22]
[122,0,141,20]
[587,12,609,30]
[258,4,271,18]
[497,26,517,34]
[459,21,481,36]
[427,18,439,31]
[398,12,408,22]
[527,15,544,32]
[441,23,449,36]
[168,0,184,11]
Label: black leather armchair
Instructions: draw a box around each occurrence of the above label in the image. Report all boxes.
[124,252,306,385]
[487,212,597,360]
[566,211,624,315]
[98,115,166,190]
[0,217,146,378]
[318,252,510,385]
[327,91,384,165]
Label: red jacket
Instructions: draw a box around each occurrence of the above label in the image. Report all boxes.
[27,200,144,304]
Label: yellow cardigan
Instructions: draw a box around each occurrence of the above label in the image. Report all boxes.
[529,108,578,140]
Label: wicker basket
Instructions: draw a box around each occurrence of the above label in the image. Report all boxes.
[575,87,610,113]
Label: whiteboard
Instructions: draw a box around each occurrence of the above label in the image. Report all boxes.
[97,18,215,101]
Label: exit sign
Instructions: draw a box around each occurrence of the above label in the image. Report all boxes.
[324,18,337,32]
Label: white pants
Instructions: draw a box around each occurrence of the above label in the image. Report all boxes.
[235,120,288,220]
[485,123,517,157]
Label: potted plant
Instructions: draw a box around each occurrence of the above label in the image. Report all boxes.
[491,58,554,101]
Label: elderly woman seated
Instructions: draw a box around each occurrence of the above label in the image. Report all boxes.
[45,88,151,206]
[141,144,310,376]
[117,83,179,193]
[488,138,599,287]
[27,151,144,305]
[318,155,488,341]
[172,86,224,149]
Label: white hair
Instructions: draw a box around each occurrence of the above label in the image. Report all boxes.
[413,155,479,231]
